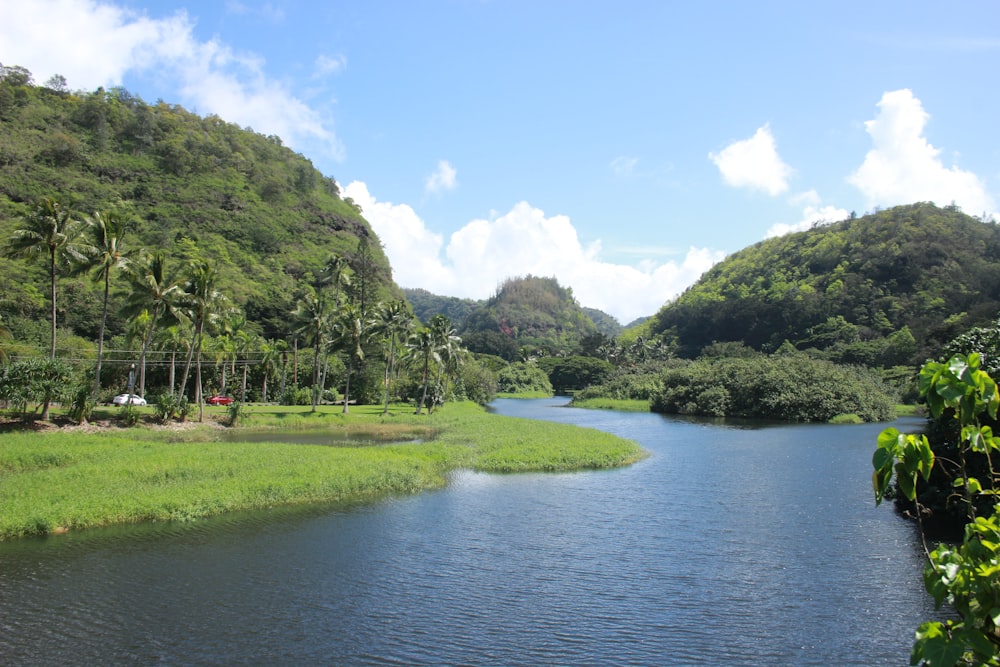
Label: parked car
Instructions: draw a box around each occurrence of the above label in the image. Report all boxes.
[112,393,147,406]
[207,395,234,406]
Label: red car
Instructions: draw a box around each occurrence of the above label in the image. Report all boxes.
[207,395,235,406]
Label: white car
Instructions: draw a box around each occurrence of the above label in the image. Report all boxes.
[112,393,147,406]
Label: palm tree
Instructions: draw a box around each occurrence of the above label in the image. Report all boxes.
[258,338,279,403]
[429,315,461,411]
[156,323,189,396]
[0,314,12,364]
[374,301,414,414]
[176,261,229,421]
[332,303,368,414]
[4,197,86,359]
[273,338,290,401]
[410,327,437,415]
[292,286,333,411]
[318,252,352,307]
[78,207,135,400]
[123,251,182,397]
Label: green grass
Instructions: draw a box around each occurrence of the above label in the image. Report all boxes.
[495,391,555,399]
[0,402,645,540]
[570,397,651,412]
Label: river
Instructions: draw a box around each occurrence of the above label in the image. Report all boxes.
[0,398,936,665]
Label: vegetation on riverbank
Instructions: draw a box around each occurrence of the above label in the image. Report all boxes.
[0,401,645,540]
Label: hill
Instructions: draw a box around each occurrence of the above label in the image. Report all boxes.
[460,275,599,359]
[402,288,480,326]
[0,65,399,346]
[650,203,1000,365]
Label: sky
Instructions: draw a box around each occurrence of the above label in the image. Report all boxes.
[3,1,1000,324]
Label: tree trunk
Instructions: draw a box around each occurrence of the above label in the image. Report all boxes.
[49,246,57,360]
[92,274,110,400]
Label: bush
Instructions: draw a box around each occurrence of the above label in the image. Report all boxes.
[650,355,895,422]
[496,361,552,395]
[536,356,614,393]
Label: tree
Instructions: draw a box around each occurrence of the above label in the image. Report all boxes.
[293,286,333,411]
[4,197,87,361]
[409,327,437,415]
[176,261,229,421]
[78,207,135,400]
[318,252,352,307]
[374,301,414,414]
[258,338,279,403]
[430,314,462,402]
[0,314,12,364]
[123,251,182,397]
[873,353,1000,665]
[409,315,461,415]
[332,303,368,413]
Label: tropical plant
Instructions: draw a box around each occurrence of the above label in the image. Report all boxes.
[77,206,135,400]
[292,286,333,411]
[374,300,414,414]
[331,303,368,413]
[176,261,230,421]
[4,197,87,360]
[873,353,1000,666]
[123,251,182,397]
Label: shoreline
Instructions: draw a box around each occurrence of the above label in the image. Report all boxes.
[0,401,646,541]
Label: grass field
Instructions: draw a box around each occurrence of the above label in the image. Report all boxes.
[0,401,645,540]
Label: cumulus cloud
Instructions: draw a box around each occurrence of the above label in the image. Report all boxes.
[0,0,342,160]
[763,190,850,238]
[709,124,793,196]
[425,160,458,194]
[344,182,724,324]
[849,89,995,215]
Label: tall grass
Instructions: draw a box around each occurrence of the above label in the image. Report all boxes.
[0,402,645,540]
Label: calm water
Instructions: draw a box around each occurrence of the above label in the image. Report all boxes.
[0,398,936,666]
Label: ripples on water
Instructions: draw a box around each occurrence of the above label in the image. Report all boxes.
[0,398,936,666]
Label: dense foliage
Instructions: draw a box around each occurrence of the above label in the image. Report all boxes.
[0,65,400,349]
[651,203,1000,365]
[460,275,599,359]
[874,354,1000,665]
[650,354,895,422]
[403,288,480,327]
[496,361,554,395]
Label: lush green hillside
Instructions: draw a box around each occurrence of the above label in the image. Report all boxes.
[460,275,599,359]
[583,307,622,337]
[651,203,1000,365]
[403,288,480,326]
[0,65,399,346]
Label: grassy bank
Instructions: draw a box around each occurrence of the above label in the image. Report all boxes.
[0,402,645,540]
[570,398,651,412]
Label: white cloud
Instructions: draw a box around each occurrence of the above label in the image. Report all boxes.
[425,160,458,194]
[763,190,850,238]
[0,0,342,160]
[709,124,793,196]
[848,89,995,215]
[315,54,347,77]
[610,156,638,176]
[344,182,724,324]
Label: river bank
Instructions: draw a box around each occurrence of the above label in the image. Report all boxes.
[0,401,645,540]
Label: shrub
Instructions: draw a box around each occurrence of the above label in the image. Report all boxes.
[651,355,894,422]
[496,361,553,395]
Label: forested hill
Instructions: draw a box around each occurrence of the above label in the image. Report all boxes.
[460,275,600,359]
[0,65,398,343]
[651,203,1000,365]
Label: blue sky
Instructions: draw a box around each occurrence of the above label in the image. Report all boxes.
[4,1,1000,323]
